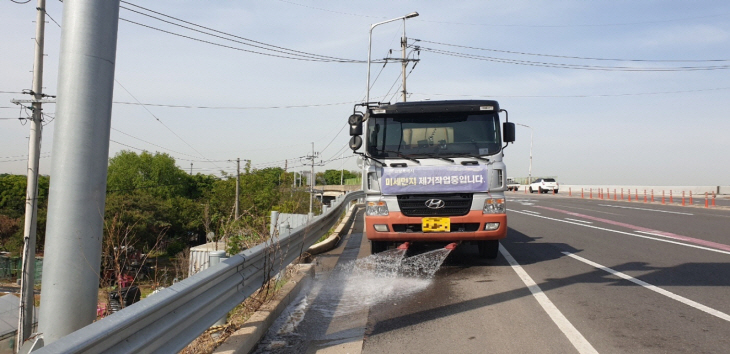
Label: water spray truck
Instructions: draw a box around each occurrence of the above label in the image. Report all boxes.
[348,100,516,259]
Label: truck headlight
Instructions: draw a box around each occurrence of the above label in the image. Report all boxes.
[483,198,506,214]
[366,201,389,216]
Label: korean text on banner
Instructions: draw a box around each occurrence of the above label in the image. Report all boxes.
[381,165,489,195]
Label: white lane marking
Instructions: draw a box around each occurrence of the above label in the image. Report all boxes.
[563,252,730,322]
[565,218,592,224]
[521,210,541,215]
[511,210,730,256]
[500,245,598,354]
[598,204,693,216]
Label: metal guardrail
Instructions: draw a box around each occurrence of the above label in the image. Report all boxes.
[34,191,364,354]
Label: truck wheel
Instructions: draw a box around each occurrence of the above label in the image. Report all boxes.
[478,240,499,259]
[371,241,387,254]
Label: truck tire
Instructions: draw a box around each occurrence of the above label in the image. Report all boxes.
[478,240,499,259]
[371,240,387,254]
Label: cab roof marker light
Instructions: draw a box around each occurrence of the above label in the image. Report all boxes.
[480,106,494,111]
[372,109,386,114]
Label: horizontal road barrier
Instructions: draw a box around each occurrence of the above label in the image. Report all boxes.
[33,191,364,354]
[561,185,729,195]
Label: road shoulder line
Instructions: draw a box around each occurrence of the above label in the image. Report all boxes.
[500,244,599,354]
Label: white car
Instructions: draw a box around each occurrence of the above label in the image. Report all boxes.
[529,178,559,194]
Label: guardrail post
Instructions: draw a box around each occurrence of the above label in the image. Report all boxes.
[644,189,647,203]
[621,188,624,200]
[635,189,639,201]
[682,191,686,206]
[713,192,716,207]
[209,251,228,327]
[705,192,709,208]
[670,190,674,204]
[270,211,280,238]
[651,189,654,203]
[662,190,666,204]
[590,188,593,199]
[614,189,617,201]
[628,190,632,202]
[689,191,693,205]
[569,187,572,197]
[581,188,584,199]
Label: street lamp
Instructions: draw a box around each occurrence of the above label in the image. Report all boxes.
[515,123,533,185]
[366,12,419,105]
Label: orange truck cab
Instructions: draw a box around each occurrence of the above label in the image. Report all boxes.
[347,100,516,259]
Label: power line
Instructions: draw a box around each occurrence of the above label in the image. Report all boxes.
[111,128,210,160]
[414,13,730,28]
[111,100,357,110]
[120,1,363,63]
[416,46,730,72]
[411,87,730,99]
[114,80,222,169]
[414,39,730,63]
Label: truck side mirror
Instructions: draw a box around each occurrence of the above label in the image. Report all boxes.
[349,136,362,151]
[349,113,363,136]
[503,122,515,143]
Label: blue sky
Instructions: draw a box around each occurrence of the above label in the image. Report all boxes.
[2,1,729,185]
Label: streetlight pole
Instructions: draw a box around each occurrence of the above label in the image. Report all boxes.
[515,123,533,185]
[366,12,419,105]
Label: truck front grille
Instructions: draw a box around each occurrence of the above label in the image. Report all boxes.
[397,193,473,216]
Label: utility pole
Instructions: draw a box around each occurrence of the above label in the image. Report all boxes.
[401,22,408,102]
[190,162,193,174]
[304,143,319,217]
[17,0,46,347]
[235,158,240,220]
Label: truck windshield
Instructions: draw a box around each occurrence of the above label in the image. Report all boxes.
[366,112,501,159]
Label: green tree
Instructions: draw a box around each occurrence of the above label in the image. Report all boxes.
[321,169,359,185]
[107,150,192,199]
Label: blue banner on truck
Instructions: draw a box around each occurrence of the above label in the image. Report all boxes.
[381,165,489,195]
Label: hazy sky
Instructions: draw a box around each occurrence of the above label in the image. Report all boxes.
[2,1,729,185]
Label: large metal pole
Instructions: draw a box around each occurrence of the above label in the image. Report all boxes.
[37,0,121,345]
[17,0,46,346]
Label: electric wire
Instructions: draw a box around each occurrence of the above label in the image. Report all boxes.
[415,13,730,28]
[411,86,730,99]
[121,1,364,63]
[114,80,222,170]
[413,39,730,63]
[112,100,357,110]
[416,46,730,71]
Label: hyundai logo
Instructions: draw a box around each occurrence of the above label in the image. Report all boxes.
[425,199,446,209]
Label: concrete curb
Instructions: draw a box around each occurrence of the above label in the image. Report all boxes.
[306,203,358,256]
[213,264,314,354]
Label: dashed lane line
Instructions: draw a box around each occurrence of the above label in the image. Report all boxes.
[500,245,599,354]
[563,252,730,322]
[510,210,730,256]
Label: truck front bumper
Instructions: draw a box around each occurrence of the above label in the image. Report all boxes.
[366,210,507,242]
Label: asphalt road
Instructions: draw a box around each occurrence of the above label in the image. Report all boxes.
[256,194,730,353]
